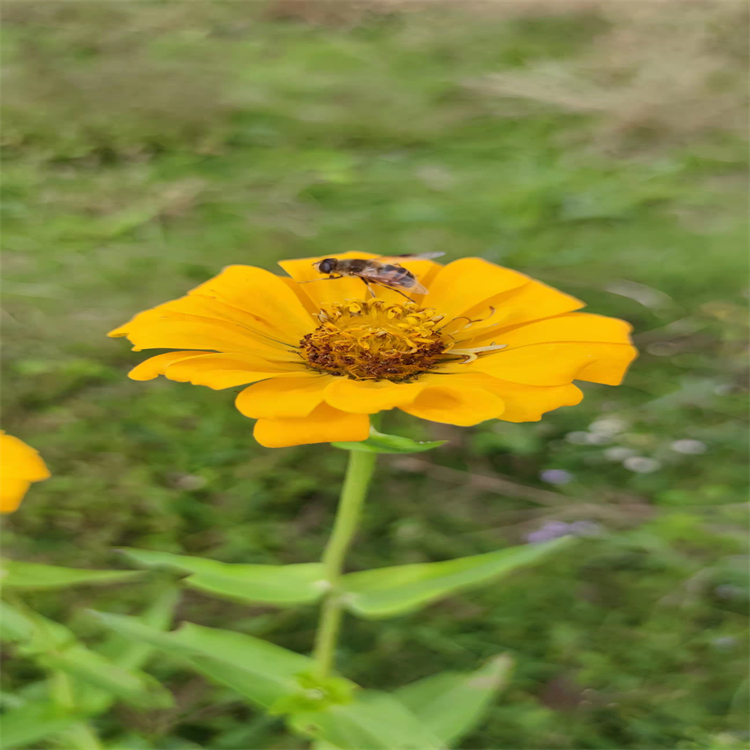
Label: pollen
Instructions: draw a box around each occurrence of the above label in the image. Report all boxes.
[300,300,449,381]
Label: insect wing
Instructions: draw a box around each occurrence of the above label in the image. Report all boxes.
[360,266,431,295]
[378,252,445,262]
[405,278,430,295]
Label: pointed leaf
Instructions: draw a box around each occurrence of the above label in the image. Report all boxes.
[0,602,34,643]
[1,559,141,590]
[4,604,173,711]
[290,691,442,750]
[97,587,180,670]
[394,655,513,746]
[118,549,325,606]
[92,613,442,748]
[91,612,320,709]
[41,645,173,710]
[79,589,180,714]
[334,429,445,454]
[341,537,573,618]
[0,702,80,749]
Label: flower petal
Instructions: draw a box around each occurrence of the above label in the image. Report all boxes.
[189,265,315,338]
[1,432,50,513]
[451,280,586,342]
[279,253,443,308]
[471,312,632,348]
[165,353,305,390]
[1,433,50,481]
[1,478,31,513]
[280,276,320,316]
[129,351,211,381]
[460,374,584,422]
[468,313,637,386]
[110,312,300,361]
[236,374,329,419]
[470,342,637,386]
[427,259,523,318]
[109,266,316,357]
[324,377,425,414]
[253,403,370,448]
[398,374,505,426]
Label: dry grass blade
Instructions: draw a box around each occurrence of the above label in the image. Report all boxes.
[470,0,749,149]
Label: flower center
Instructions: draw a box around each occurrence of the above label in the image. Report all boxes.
[299,300,449,381]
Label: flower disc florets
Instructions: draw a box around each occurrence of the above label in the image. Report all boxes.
[300,299,449,381]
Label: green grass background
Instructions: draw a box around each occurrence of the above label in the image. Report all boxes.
[2,2,748,748]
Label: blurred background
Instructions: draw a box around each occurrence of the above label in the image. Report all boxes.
[2,1,748,748]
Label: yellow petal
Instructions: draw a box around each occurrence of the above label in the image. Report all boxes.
[188,265,314,339]
[451,280,585,343]
[109,266,316,355]
[118,294,290,345]
[236,374,329,419]
[254,403,370,448]
[0,432,50,513]
[280,276,320,316]
[1,433,50,481]
[324,377,425,414]
[164,353,306,390]
[279,252,443,308]
[426,258,530,321]
[398,375,505,426]
[129,351,210,381]
[471,342,637,386]
[111,312,300,361]
[467,312,637,386]
[461,374,584,422]
[1,478,31,513]
[472,312,633,348]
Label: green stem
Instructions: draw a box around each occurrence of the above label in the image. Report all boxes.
[313,448,377,677]
[50,672,103,750]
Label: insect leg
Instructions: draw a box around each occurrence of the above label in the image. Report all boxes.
[360,279,377,298]
[370,280,416,302]
[298,274,343,284]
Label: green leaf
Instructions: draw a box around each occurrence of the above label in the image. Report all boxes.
[0,601,34,643]
[90,612,321,709]
[1,559,141,590]
[118,549,325,606]
[41,644,174,710]
[0,702,81,749]
[4,603,173,711]
[92,613,442,748]
[394,655,513,746]
[79,589,180,714]
[333,428,445,454]
[341,537,574,618]
[290,691,442,750]
[96,587,180,670]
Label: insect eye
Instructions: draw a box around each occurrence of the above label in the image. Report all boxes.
[319,259,335,273]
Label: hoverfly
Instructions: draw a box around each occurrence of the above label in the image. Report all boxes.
[304,253,445,300]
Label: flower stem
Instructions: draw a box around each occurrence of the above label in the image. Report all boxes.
[313,448,377,677]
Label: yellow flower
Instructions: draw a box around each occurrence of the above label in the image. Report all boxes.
[109,254,637,448]
[1,432,51,513]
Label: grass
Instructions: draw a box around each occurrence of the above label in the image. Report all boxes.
[2,2,748,748]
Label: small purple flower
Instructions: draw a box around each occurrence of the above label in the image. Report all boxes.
[539,469,574,485]
[526,519,603,544]
[569,520,603,537]
[526,521,572,543]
